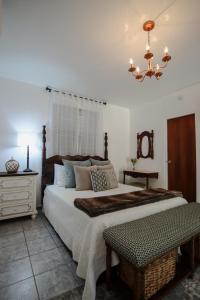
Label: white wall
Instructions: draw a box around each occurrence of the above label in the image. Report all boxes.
[103,104,130,182]
[130,83,200,202]
[0,77,130,206]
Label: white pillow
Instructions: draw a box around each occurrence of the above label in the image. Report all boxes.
[54,164,67,187]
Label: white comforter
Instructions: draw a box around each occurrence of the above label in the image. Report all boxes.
[43,184,187,300]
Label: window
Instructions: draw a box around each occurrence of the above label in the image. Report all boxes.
[48,93,104,156]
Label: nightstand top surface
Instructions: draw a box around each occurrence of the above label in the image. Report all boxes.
[0,171,38,177]
[124,169,158,175]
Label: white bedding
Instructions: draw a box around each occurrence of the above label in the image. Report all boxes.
[43,183,187,300]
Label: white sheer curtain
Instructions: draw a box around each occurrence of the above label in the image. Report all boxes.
[47,91,104,157]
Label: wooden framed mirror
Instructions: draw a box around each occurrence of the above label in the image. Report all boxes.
[137,130,154,159]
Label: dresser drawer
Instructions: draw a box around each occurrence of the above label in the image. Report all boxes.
[0,190,32,202]
[0,203,33,217]
[0,173,37,220]
[0,177,33,189]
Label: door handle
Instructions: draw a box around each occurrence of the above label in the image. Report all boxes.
[167,160,172,164]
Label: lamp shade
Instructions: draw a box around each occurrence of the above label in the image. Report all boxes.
[17,133,37,147]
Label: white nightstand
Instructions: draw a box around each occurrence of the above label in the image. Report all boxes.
[0,171,38,220]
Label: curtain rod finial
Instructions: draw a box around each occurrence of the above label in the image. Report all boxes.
[46,86,52,92]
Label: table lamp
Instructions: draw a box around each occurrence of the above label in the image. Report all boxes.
[17,133,36,172]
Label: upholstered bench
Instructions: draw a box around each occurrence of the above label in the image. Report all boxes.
[103,203,200,300]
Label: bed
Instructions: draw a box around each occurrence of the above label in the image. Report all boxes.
[41,125,187,300]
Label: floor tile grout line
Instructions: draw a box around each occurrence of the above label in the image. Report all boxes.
[0,274,34,291]
[49,233,64,247]
[0,223,28,268]
[25,233,52,243]
[28,245,58,257]
[39,213,77,264]
[23,225,46,232]
[22,221,41,300]
[32,260,74,278]
[29,244,64,259]
[40,214,63,248]
[0,229,23,239]
[23,214,59,245]
[0,253,29,267]
[40,215,55,234]
[0,229,24,251]
[0,239,27,252]
[0,237,58,265]
[0,216,47,246]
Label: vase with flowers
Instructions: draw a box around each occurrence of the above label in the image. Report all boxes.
[131,158,137,170]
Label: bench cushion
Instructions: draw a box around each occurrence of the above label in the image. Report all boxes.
[103,203,200,268]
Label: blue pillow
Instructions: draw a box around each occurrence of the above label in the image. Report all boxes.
[90,158,110,166]
[62,159,91,188]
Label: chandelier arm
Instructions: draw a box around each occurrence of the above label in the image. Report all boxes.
[131,69,147,76]
[137,74,146,82]
[131,72,145,82]
[138,74,146,82]
[135,69,147,75]
[159,62,168,69]
[132,72,139,79]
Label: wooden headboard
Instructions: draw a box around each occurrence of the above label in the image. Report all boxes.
[41,125,108,204]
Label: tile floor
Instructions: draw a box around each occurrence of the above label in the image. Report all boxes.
[0,212,84,300]
[0,212,131,300]
[0,212,199,300]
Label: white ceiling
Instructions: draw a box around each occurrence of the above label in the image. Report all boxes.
[0,0,200,107]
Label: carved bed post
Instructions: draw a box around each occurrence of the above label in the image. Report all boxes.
[41,125,46,206]
[104,132,108,160]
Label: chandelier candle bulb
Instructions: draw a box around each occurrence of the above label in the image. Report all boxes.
[155,63,163,79]
[128,58,136,73]
[164,47,169,54]
[162,47,171,63]
[146,44,150,51]
[136,67,140,74]
[129,58,134,65]
[135,66,143,80]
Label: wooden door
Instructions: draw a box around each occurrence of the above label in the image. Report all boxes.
[167,114,196,202]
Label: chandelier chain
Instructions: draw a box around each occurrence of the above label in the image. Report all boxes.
[148,31,150,47]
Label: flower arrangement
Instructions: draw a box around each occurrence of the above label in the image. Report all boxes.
[131,158,137,169]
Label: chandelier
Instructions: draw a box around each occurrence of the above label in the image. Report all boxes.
[128,20,171,82]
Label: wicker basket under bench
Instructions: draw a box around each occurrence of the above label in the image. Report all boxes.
[104,203,200,300]
[118,249,177,300]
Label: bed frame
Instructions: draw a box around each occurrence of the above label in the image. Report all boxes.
[41,125,108,205]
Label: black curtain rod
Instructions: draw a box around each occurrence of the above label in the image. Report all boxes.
[45,86,107,106]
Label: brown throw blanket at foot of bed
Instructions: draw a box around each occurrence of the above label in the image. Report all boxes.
[74,188,183,217]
